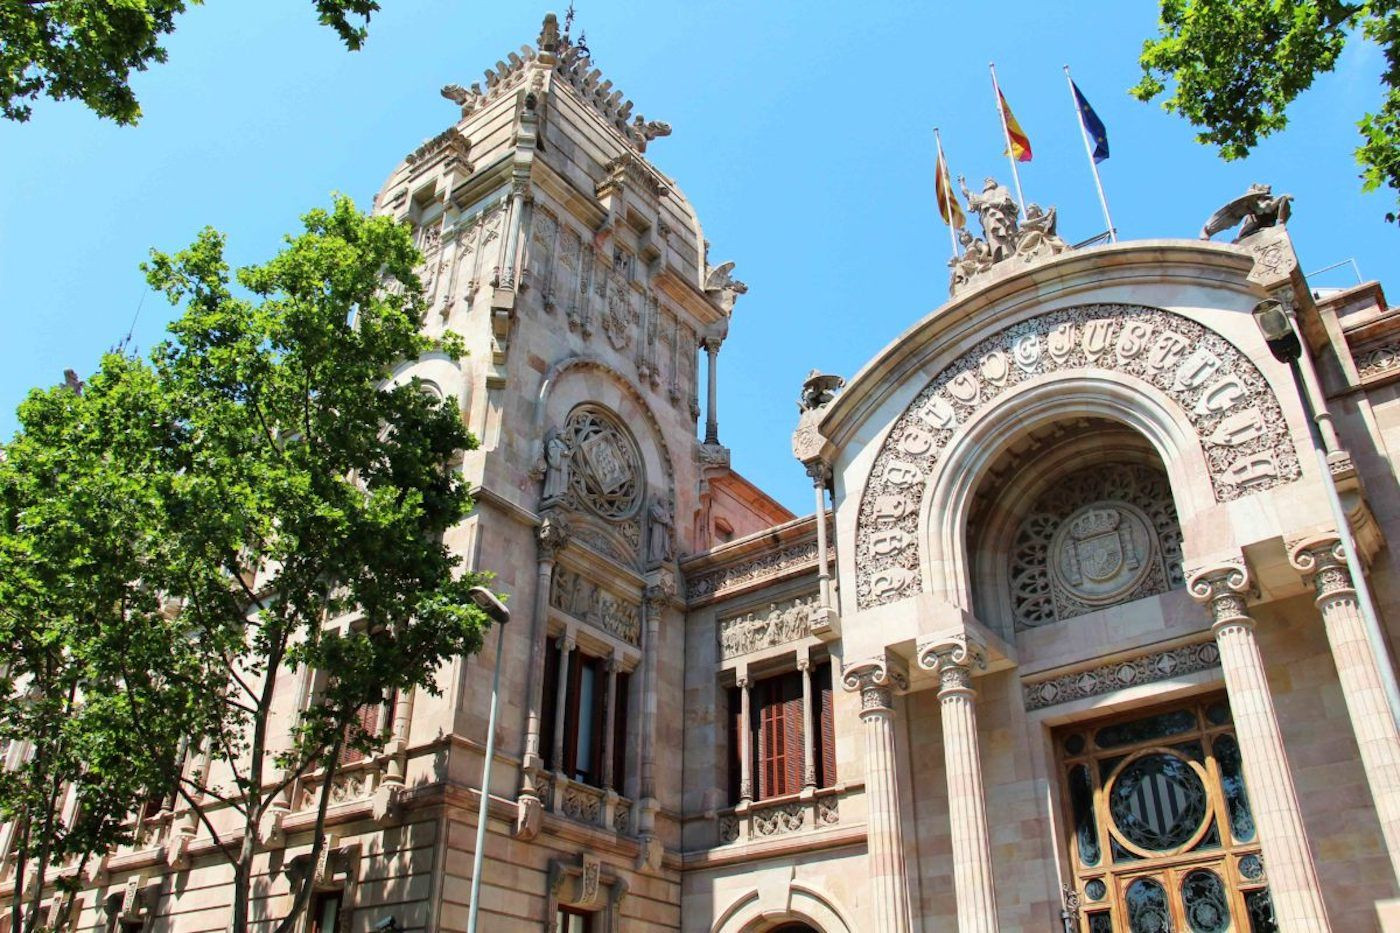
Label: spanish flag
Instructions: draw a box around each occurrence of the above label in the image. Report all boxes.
[935,149,965,229]
[998,89,1033,162]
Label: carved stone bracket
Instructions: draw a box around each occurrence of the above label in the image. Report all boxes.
[841,655,909,713]
[537,509,571,558]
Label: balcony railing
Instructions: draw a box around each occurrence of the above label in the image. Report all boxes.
[714,785,844,846]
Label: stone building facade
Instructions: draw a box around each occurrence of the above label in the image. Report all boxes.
[7,12,1400,932]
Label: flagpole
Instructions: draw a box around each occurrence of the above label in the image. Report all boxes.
[934,127,960,259]
[989,62,1026,216]
[1064,65,1117,242]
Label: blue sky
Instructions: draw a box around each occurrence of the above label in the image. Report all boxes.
[1,1,1394,514]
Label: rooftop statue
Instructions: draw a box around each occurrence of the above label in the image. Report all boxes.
[797,370,846,413]
[947,178,1073,296]
[960,175,1020,262]
[1200,183,1293,242]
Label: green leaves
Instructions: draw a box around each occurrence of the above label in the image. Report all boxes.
[1135,0,1400,222]
[1,1,381,126]
[0,194,486,931]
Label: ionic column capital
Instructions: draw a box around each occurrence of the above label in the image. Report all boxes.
[1187,561,1257,636]
[917,634,988,699]
[803,458,832,487]
[842,655,908,714]
[558,633,576,654]
[1288,534,1356,603]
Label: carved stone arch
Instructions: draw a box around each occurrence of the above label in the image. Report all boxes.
[535,354,678,488]
[710,883,854,933]
[386,352,466,412]
[919,373,1211,613]
[854,302,1301,610]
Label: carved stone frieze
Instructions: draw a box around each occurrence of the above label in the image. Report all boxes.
[1354,338,1400,380]
[1022,640,1222,711]
[752,802,804,836]
[1007,463,1184,630]
[718,593,821,660]
[685,540,823,602]
[550,565,641,646]
[856,303,1302,609]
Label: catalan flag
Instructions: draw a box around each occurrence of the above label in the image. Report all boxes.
[998,89,1033,162]
[935,148,965,229]
[1071,80,1109,163]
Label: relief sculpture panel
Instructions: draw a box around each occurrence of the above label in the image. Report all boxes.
[550,565,641,646]
[718,593,820,660]
[855,304,1301,609]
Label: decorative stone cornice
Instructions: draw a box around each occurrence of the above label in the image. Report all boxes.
[917,634,987,699]
[404,128,473,175]
[842,655,909,714]
[1187,561,1257,635]
[1288,535,1355,603]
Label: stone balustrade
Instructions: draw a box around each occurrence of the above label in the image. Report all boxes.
[712,785,845,847]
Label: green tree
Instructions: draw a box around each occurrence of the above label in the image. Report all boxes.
[0,194,493,932]
[0,359,190,933]
[1134,0,1400,221]
[1,0,381,125]
[125,194,490,932]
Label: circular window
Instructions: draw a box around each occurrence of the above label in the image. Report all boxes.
[1108,751,1209,853]
[563,406,643,521]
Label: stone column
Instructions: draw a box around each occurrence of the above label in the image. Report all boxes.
[918,637,996,933]
[1291,536,1400,879]
[737,675,754,804]
[518,512,568,839]
[842,656,912,933]
[600,655,621,793]
[551,634,575,787]
[1188,564,1332,930]
[807,461,835,616]
[799,657,817,790]
[702,336,721,444]
[635,582,670,871]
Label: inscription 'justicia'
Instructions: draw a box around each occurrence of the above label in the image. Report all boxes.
[854,304,1301,610]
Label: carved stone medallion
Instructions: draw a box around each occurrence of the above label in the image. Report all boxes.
[1051,503,1155,606]
[564,406,643,521]
[1008,463,1182,630]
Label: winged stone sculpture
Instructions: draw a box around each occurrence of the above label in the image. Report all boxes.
[1200,184,1293,242]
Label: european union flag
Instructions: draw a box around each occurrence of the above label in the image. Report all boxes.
[1072,80,1109,163]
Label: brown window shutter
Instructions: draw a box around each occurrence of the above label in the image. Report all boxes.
[589,656,607,787]
[727,686,742,804]
[541,636,560,771]
[339,701,382,765]
[757,679,782,799]
[613,671,630,791]
[563,648,582,778]
[816,662,837,788]
[782,674,805,795]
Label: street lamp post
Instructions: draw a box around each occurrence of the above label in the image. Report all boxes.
[466,586,510,933]
[1251,299,1400,731]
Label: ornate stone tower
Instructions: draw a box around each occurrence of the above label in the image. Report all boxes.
[368,13,778,929]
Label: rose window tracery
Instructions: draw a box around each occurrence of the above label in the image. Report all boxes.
[1009,463,1183,630]
[562,405,643,522]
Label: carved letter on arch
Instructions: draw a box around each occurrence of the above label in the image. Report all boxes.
[854,304,1301,609]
